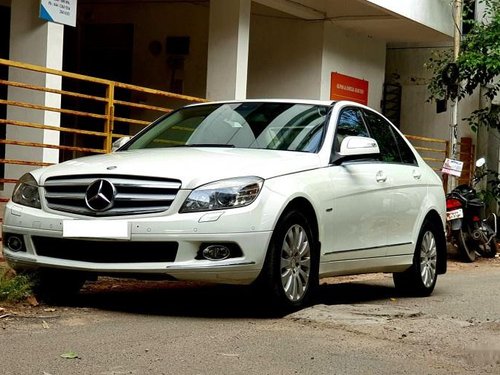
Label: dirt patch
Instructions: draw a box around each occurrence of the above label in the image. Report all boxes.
[288,303,425,325]
[446,255,500,271]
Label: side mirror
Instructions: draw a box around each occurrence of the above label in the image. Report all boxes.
[475,157,486,168]
[339,136,380,156]
[332,136,380,165]
[111,136,131,152]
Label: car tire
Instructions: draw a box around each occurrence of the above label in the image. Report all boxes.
[393,220,439,297]
[31,269,86,303]
[258,209,319,311]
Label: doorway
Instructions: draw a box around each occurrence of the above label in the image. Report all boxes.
[62,23,134,160]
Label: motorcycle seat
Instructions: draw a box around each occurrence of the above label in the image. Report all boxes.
[467,198,484,207]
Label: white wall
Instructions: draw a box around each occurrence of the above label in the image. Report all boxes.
[320,23,386,110]
[4,0,63,196]
[385,47,478,142]
[365,0,454,37]
[247,15,323,99]
[206,0,250,100]
[248,14,386,108]
[476,0,487,21]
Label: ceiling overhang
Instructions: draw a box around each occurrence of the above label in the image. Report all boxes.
[253,0,453,44]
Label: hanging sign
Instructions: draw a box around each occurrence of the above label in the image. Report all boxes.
[441,158,464,177]
[330,72,369,105]
[40,0,77,27]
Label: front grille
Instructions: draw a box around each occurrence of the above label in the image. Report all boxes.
[44,174,181,216]
[33,236,178,263]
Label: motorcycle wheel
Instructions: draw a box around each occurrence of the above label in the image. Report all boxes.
[478,240,498,258]
[455,228,477,262]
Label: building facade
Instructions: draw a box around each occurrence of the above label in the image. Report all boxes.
[1,0,484,198]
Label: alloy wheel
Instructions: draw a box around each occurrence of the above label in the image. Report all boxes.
[280,224,311,302]
[420,231,437,288]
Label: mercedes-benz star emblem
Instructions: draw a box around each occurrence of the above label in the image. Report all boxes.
[85,179,116,212]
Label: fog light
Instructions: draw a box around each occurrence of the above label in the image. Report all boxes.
[202,245,231,261]
[6,235,25,252]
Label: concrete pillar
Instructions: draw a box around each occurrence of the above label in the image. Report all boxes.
[4,0,63,195]
[206,0,250,100]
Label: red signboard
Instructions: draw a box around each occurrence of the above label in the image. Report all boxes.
[330,72,369,105]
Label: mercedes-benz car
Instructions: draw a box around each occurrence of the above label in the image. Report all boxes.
[2,99,447,309]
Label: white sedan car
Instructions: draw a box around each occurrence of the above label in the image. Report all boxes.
[3,100,447,309]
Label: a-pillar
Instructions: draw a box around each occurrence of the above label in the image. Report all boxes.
[206,0,251,100]
[4,0,63,196]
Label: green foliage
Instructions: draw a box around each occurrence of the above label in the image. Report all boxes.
[426,49,454,101]
[427,1,500,203]
[463,105,500,133]
[0,266,33,303]
[477,168,500,204]
[427,0,500,130]
[459,0,500,99]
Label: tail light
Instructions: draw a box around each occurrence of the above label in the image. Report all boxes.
[472,215,481,222]
[446,198,462,210]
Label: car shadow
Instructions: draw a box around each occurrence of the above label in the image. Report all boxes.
[60,277,402,319]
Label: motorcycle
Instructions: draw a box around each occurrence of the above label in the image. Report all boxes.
[446,158,498,262]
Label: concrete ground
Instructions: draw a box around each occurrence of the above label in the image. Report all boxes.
[0,257,499,375]
[1,200,499,374]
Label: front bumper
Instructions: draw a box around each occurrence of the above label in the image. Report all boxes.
[2,202,273,285]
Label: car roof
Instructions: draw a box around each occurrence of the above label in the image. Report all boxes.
[185,98,337,107]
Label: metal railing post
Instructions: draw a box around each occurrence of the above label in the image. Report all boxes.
[104,82,115,153]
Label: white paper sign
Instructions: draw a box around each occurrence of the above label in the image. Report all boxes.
[442,158,464,177]
[40,0,77,27]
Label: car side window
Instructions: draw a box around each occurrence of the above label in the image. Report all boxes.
[362,110,403,163]
[363,110,417,165]
[393,129,418,165]
[333,108,369,152]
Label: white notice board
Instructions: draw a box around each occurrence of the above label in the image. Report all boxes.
[40,0,77,27]
[442,158,464,177]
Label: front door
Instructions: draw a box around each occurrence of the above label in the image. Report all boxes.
[328,161,390,260]
[326,107,390,261]
[361,108,424,256]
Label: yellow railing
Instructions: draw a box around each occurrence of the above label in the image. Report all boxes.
[0,58,206,200]
[405,134,449,190]
[404,134,476,191]
[0,58,476,199]
[405,134,449,171]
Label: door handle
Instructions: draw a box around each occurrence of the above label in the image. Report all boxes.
[413,170,422,180]
[376,171,387,183]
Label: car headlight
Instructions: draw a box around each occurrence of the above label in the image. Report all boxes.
[180,177,264,213]
[12,173,41,209]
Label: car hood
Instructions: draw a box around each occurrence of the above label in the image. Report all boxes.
[36,148,322,189]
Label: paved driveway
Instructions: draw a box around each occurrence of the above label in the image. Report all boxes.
[0,258,499,375]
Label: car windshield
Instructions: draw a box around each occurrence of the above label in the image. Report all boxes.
[125,102,331,153]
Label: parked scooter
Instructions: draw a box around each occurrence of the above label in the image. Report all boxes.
[446,158,498,262]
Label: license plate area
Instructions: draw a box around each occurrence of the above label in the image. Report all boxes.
[63,220,130,239]
[446,209,463,221]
